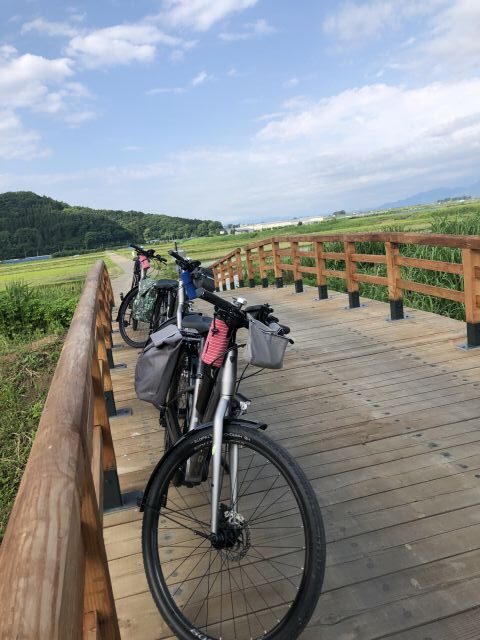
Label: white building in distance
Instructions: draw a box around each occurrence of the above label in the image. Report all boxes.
[236,214,324,233]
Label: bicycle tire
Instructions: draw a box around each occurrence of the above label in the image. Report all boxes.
[117,287,151,348]
[142,423,326,640]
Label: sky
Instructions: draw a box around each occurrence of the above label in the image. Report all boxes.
[1,0,480,223]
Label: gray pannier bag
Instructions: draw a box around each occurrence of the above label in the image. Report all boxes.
[245,317,289,369]
[132,277,157,323]
[135,324,183,408]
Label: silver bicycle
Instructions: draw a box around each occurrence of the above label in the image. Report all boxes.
[140,288,326,640]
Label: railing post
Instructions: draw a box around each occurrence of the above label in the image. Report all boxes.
[221,264,227,291]
[235,249,244,288]
[96,320,117,417]
[385,241,404,320]
[246,249,255,287]
[98,289,114,369]
[213,264,220,292]
[226,257,234,290]
[91,345,122,510]
[292,241,303,293]
[314,240,328,299]
[258,244,268,288]
[273,239,283,288]
[82,461,121,639]
[462,248,480,347]
[344,240,360,307]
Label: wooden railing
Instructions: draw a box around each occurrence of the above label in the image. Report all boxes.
[0,260,121,639]
[211,232,480,348]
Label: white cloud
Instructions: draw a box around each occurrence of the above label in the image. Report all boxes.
[67,23,182,68]
[422,0,480,73]
[0,52,74,110]
[323,0,444,43]
[219,18,276,41]
[283,77,299,88]
[256,80,480,149]
[64,110,97,126]
[160,0,259,31]
[147,69,212,95]
[147,86,186,95]
[0,50,95,158]
[192,70,210,86]
[0,45,18,60]
[22,18,79,38]
[0,110,47,160]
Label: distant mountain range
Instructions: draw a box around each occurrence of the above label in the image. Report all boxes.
[374,180,480,211]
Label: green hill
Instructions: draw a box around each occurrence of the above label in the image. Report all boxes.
[0,192,223,260]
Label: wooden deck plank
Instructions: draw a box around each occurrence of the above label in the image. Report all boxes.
[104,280,480,639]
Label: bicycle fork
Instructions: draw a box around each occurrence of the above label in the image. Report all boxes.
[211,349,238,535]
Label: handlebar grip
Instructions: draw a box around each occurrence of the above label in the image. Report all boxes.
[168,249,185,262]
[129,243,143,253]
[153,255,168,264]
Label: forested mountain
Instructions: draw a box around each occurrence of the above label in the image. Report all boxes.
[0,192,223,260]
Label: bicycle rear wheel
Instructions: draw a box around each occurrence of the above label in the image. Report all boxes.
[142,423,326,640]
[163,343,196,450]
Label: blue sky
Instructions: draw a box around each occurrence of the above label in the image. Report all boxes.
[1,0,480,222]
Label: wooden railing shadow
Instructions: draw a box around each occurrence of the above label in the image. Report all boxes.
[0,260,121,639]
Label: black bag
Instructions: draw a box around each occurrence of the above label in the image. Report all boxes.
[193,267,215,292]
[134,324,183,408]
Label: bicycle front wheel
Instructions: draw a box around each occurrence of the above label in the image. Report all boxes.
[142,423,326,640]
[117,287,151,348]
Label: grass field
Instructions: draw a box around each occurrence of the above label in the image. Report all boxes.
[117,200,480,266]
[0,251,122,290]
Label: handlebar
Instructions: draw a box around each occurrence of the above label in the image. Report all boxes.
[168,249,201,271]
[196,288,249,328]
[195,288,291,337]
[129,243,167,263]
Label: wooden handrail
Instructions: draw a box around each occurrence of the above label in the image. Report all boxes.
[213,232,480,347]
[0,260,120,639]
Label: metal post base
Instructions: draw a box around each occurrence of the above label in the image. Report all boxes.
[103,468,122,510]
[389,299,404,320]
[294,279,303,293]
[249,278,256,288]
[261,278,269,288]
[467,322,480,348]
[106,347,114,369]
[104,390,117,417]
[348,291,360,308]
[318,284,328,299]
[238,279,244,288]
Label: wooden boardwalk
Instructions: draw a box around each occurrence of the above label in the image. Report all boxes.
[105,279,480,640]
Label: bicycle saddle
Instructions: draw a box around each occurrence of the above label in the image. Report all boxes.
[182,314,212,334]
[153,279,178,289]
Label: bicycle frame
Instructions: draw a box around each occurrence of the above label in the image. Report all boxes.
[210,346,238,534]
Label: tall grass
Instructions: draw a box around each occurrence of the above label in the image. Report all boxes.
[0,281,81,339]
[240,211,480,322]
